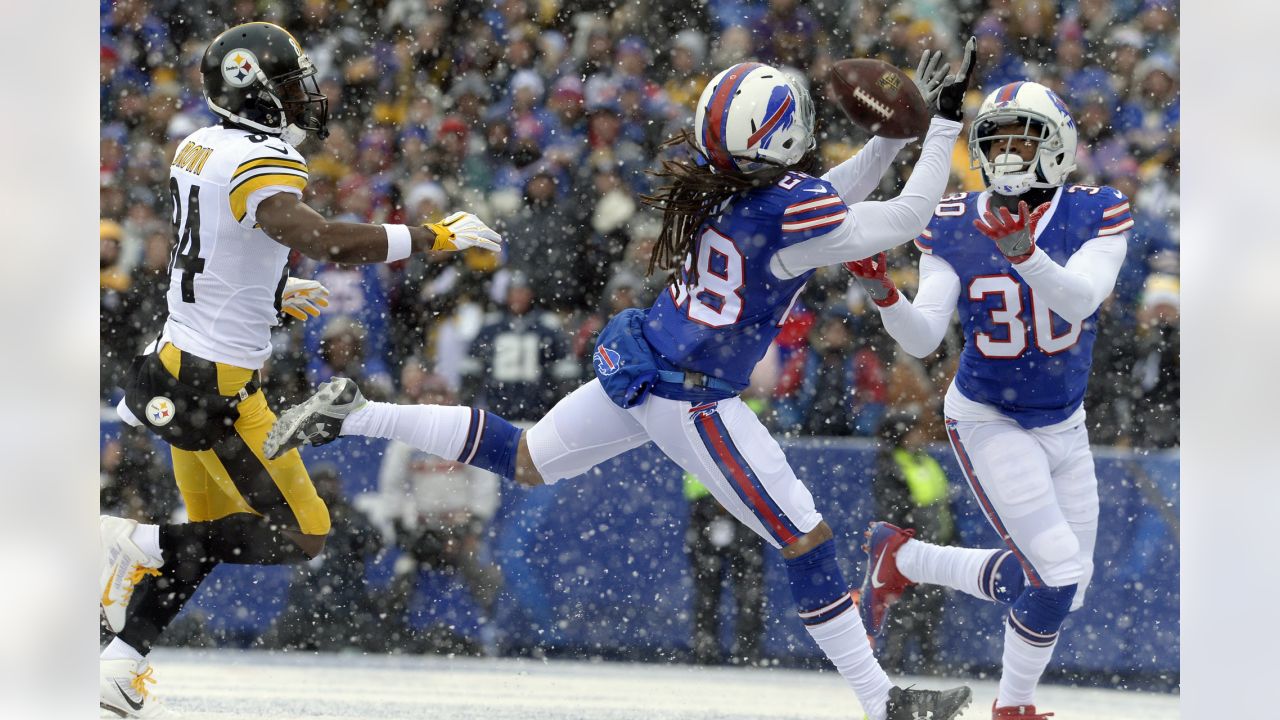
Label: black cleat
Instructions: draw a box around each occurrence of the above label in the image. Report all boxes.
[264,377,366,459]
[885,684,973,720]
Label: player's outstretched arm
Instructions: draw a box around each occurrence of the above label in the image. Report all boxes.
[848,252,960,358]
[818,43,959,205]
[256,192,502,264]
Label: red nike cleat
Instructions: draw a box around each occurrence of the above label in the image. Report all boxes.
[993,701,1055,719]
[858,521,915,636]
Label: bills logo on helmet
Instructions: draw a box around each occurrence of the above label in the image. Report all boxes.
[221,49,260,88]
[146,396,175,426]
[753,85,797,151]
[1045,89,1076,129]
[594,344,624,377]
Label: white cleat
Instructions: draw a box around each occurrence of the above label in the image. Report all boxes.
[100,658,180,718]
[263,377,366,460]
[100,516,163,633]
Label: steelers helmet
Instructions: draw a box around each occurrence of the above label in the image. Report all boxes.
[201,22,329,145]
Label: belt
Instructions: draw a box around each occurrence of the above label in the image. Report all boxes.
[160,344,261,403]
[656,370,736,394]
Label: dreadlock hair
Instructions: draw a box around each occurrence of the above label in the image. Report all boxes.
[639,129,819,286]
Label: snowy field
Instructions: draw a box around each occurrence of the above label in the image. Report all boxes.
[121,648,1179,720]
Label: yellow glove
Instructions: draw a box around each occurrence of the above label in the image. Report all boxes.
[426,211,503,253]
[280,277,330,321]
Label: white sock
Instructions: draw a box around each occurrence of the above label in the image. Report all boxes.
[101,637,144,662]
[129,523,162,563]
[340,402,470,460]
[997,623,1057,707]
[896,539,996,601]
[806,608,894,720]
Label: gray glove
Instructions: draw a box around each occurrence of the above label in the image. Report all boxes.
[914,49,950,108]
[936,37,977,122]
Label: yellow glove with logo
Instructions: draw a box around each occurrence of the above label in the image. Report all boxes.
[425,211,503,253]
[280,277,330,321]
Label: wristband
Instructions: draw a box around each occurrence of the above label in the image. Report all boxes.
[382,223,412,262]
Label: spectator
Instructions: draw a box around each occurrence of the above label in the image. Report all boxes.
[773,311,887,437]
[869,411,955,674]
[1131,275,1179,449]
[257,464,387,652]
[374,366,504,654]
[463,272,578,419]
[684,471,765,666]
[101,220,136,400]
[314,316,395,401]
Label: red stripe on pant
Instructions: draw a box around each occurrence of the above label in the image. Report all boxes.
[945,421,1044,587]
[698,414,797,545]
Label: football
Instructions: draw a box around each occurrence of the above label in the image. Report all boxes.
[827,58,930,139]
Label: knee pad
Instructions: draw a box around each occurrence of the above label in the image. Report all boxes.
[1008,583,1077,647]
[783,540,854,626]
[1027,523,1083,586]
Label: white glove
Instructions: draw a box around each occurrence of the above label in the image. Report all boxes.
[427,211,503,253]
[914,48,951,108]
[280,277,330,321]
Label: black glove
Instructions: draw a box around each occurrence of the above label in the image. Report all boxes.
[936,37,976,123]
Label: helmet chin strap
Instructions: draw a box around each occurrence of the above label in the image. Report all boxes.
[280,124,308,147]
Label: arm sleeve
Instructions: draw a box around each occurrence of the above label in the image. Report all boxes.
[771,117,962,278]
[819,135,912,205]
[1012,233,1128,323]
[876,253,961,358]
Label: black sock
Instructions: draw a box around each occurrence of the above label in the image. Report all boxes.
[159,513,314,566]
[117,513,314,654]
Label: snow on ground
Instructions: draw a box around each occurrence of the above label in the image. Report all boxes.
[110,648,1179,720]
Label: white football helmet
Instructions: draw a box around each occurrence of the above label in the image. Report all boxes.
[694,62,815,175]
[969,81,1078,195]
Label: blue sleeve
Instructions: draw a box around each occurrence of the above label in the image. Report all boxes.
[1091,186,1134,238]
[778,176,849,244]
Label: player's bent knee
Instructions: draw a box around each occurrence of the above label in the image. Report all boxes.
[780,521,833,560]
[292,532,328,559]
[1029,524,1083,585]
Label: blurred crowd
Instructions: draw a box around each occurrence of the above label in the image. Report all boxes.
[100,0,1179,658]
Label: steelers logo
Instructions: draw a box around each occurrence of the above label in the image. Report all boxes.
[146,396,176,427]
[221,49,261,88]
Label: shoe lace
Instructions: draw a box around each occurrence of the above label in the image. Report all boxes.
[130,665,156,699]
[123,565,161,600]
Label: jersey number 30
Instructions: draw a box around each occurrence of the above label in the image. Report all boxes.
[969,275,1081,357]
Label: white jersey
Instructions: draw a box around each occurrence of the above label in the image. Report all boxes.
[161,124,310,369]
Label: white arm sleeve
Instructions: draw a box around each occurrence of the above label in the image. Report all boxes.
[820,135,912,205]
[1012,233,1128,323]
[877,253,961,358]
[771,117,962,279]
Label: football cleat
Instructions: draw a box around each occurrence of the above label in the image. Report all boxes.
[859,521,916,637]
[886,684,973,720]
[100,516,163,634]
[263,377,366,460]
[993,701,1055,719]
[100,658,180,718]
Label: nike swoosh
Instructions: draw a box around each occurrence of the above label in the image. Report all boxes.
[114,681,145,711]
[871,547,890,589]
[102,568,117,607]
[265,143,291,155]
[802,187,828,193]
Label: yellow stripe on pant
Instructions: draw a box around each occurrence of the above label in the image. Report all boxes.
[158,343,330,536]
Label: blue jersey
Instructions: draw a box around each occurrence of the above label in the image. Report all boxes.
[643,171,847,392]
[919,185,1133,428]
